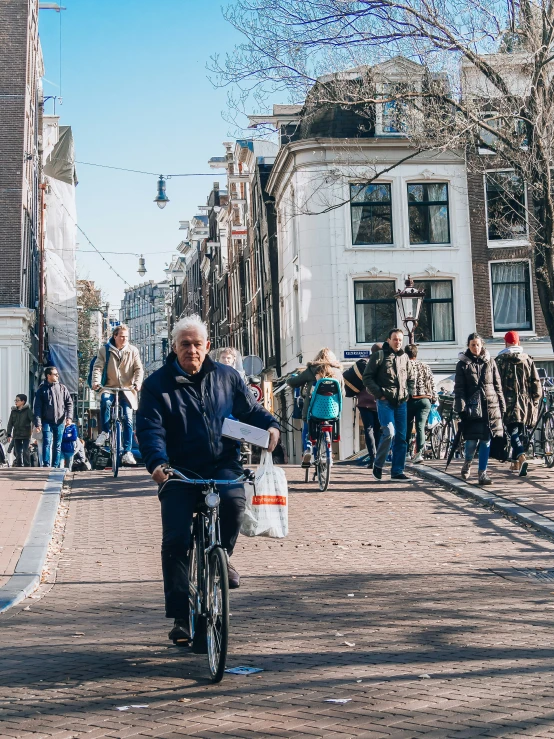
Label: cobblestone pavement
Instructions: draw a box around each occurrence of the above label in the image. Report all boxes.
[423,456,554,523]
[0,469,52,588]
[4,466,554,737]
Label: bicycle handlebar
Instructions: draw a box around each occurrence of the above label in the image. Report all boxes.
[96,386,135,392]
[162,466,255,485]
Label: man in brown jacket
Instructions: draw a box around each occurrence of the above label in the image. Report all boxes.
[496,330,542,476]
[92,324,144,465]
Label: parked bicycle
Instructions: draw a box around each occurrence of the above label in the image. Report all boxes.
[98,386,133,478]
[525,373,554,468]
[160,466,254,683]
[432,393,462,460]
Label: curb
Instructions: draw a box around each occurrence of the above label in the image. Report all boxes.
[408,462,554,539]
[0,469,66,613]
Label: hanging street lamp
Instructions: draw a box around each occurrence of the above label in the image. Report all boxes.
[394,276,425,344]
[138,255,147,278]
[154,175,170,209]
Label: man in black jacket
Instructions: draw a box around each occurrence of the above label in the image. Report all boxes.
[362,328,414,481]
[137,315,279,645]
[33,367,73,468]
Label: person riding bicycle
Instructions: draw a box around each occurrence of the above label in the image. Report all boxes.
[92,324,144,466]
[136,315,280,645]
[286,348,343,467]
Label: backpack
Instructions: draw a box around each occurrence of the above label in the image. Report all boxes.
[307,377,343,421]
[87,342,111,390]
[343,359,367,397]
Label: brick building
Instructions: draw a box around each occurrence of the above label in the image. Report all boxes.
[0,0,43,426]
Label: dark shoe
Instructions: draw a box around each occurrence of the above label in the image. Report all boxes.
[168,618,191,646]
[478,471,492,486]
[372,466,383,480]
[366,460,374,470]
[519,461,528,477]
[391,473,409,481]
[228,562,240,589]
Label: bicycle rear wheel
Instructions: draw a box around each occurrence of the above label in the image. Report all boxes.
[543,414,554,468]
[429,425,441,459]
[206,546,229,683]
[111,420,121,477]
[317,432,331,491]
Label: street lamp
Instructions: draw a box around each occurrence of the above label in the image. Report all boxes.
[154,175,170,209]
[138,255,147,277]
[394,276,425,344]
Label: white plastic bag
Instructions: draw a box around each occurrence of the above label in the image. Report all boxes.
[241,450,288,538]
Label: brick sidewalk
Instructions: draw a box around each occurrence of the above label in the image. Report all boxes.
[423,455,554,523]
[0,469,52,588]
[3,466,554,736]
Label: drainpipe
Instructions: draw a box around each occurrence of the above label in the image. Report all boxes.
[38,183,47,363]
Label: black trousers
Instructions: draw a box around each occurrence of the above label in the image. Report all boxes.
[13,438,31,467]
[358,407,380,461]
[159,462,245,619]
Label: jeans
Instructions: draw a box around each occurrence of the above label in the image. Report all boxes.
[465,438,491,472]
[375,400,408,476]
[13,438,30,467]
[42,422,65,468]
[159,463,245,619]
[301,421,310,453]
[101,392,133,453]
[358,407,380,461]
[407,398,432,453]
[63,453,75,470]
[507,422,525,460]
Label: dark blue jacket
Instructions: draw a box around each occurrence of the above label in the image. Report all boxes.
[33,380,73,426]
[136,353,279,474]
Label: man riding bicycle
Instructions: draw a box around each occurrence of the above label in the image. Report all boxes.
[92,324,144,466]
[136,315,280,645]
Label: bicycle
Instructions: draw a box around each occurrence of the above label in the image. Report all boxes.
[98,386,133,478]
[304,419,337,491]
[160,466,254,683]
[524,379,554,468]
[432,393,462,460]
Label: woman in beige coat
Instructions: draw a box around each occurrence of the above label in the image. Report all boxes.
[92,324,144,464]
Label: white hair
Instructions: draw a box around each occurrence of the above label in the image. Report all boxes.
[171,314,209,343]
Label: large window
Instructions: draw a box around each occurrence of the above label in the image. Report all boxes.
[354,280,397,343]
[413,280,455,342]
[350,184,393,245]
[486,172,526,240]
[491,261,533,331]
[408,183,450,244]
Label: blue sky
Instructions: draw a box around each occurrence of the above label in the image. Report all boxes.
[39,0,246,309]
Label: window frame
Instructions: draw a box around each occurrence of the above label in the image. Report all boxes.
[488,258,535,335]
[412,278,456,343]
[353,279,398,344]
[407,183,451,246]
[484,169,529,247]
[349,182,394,247]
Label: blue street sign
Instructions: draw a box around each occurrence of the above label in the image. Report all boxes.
[344,350,371,359]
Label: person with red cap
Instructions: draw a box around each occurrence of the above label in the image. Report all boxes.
[496,330,542,476]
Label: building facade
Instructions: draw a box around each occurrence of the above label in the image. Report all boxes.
[259,58,478,460]
[0,0,43,426]
[120,280,169,376]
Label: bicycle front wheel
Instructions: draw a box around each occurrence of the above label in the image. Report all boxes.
[317,432,331,492]
[206,546,229,683]
[111,421,121,477]
[543,414,554,468]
